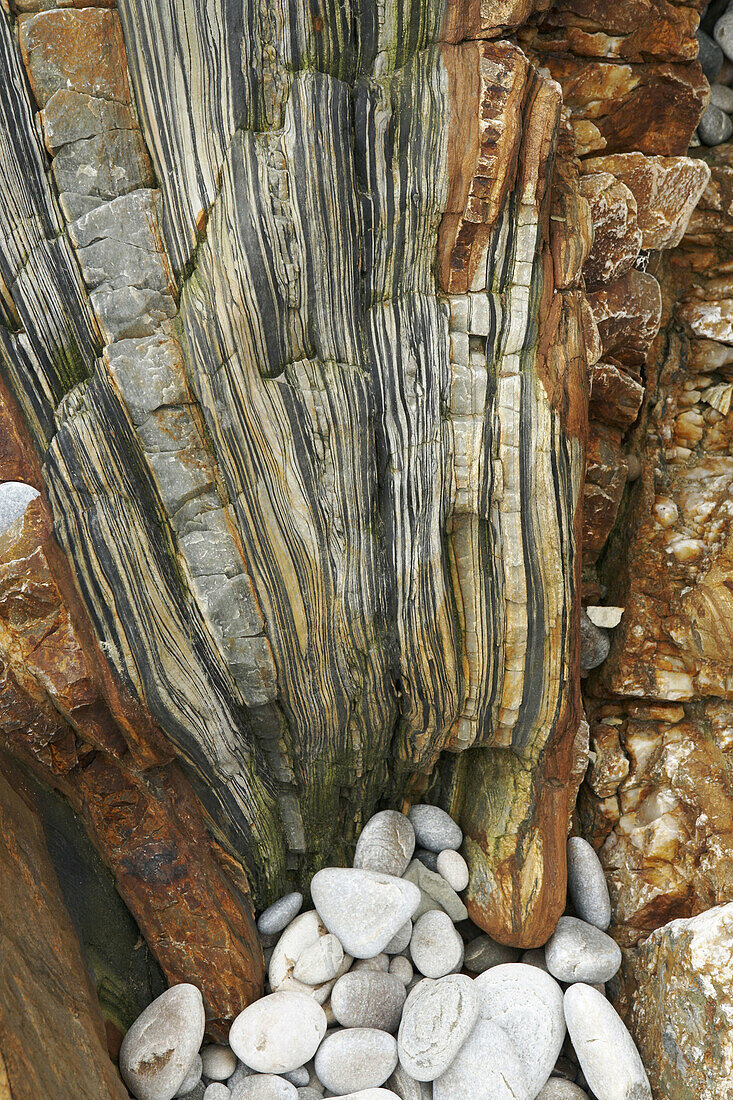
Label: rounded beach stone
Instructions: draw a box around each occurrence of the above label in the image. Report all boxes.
[227,1064,252,1090]
[229,991,327,1074]
[580,610,610,669]
[314,1028,398,1094]
[433,1018,529,1100]
[258,892,304,935]
[410,911,463,978]
[175,1055,203,1097]
[474,963,565,1098]
[352,953,390,972]
[296,1091,322,1100]
[545,917,621,984]
[521,948,550,972]
[269,910,350,1003]
[402,861,467,923]
[564,984,651,1100]
[464,935,520,974]
[715,10,733,62]
[230,1076,297,1099]
[201,1046,238,1082]
[311,868,420,959]
[384,920,412,954]
[387,1063,432,1099]
[293,933,344,985]
[536,1081,589,1099]
[436,850,469,892]
[699,28,724,78]
[710,83,733,113]
[203,1087,230,1100]
[398,973,478,1081]
[281,1067,309,1086]
[354,811,415,877]
[414,849,439,873]
[698,103,733,146]
[567,837,611,930]
[331,970,407,1032]
[177,1084,205,1100]
[407,805,462,853]
[389,956,413,985]
[120,983,206,1100]
[331,1093,401,1100]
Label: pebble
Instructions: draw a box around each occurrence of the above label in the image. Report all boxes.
[352,954,390,973]
[407,805,462,853]
[269,911,349,1003]
[464,934,520,974]
[398,973,478,1081]
[120,984,206,1100]
[293,933,344,985]
[384,921,412,954]
[258,892,304,936]
[414,849,439,873]
[281,1067,309,1087]
[332,1093,401,1100]
[409,911,463,978]
[175,1055,202,1097]
[354,811,416,877]
[699,28,724,79]
[203,1087,231,1100]
[296,1091,322,1100]
[567,837,611,930]
[579,609,610,669]
[715,9,733,62]
[435,850,469,892]
[229,991,327,1075]
[545,916,621,984]
[177,1085,205,1100]
[710,82,733,113]
[474,963,565,1098]
[564,984,652,1100]
[227,1065,252,1090]
[314,1028,398,1094]
[201,1046,238,1082]
[331,970,407,1032]
[388,956,413,985]
[311,868,420,958]
[230,1077,296,1099]
[698,103,733,146]
[536,1082,588,1099]
[386,1064,431,1099]
[521,948,550,972]
[402,861,468,922]
[433,1018,530,1100]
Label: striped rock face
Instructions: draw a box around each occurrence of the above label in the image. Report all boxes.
[8,0,712,975]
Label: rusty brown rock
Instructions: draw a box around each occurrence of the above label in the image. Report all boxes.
[583,422,628,563]
[580,173,641,287]
[587,269,662,369]
[0,757,129,1099]
[589,362,644,431]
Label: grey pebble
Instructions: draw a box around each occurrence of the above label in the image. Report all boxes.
[384,921,412,954]
[354,811,416,877]
[386,1063,432,1099]
[699,28,724,79]
[715,10,733,62]
[414,849,439,873]
[314,1028,398,1094]
[398,973,478,1081]
[227,1064,252,1089]
[567,837,611,930]
[698,103,733,146]
[177,1085,205,1100]
[331,970,407,1031]
[580,609,610,669]
[388,956,413,985]
[564,984,651,1100]
[407,805,462,853]
[536,1082,588,1099]
[521,948,550,972]
[296,1091,323,1100]
[203,1086,231,1100]
[120,984,206,1100]
[352,954,390,973]
[710,82,733,112]
[258,892,304,936]
[545,916,621,984]
[433,1018,529,1100]
[402,861,467,923]
[410,911,464,978]
[464,934,521,973]
[230,1076,296,1099]
[175,1056,203,1097]
[201,1046,238,1082]
[0,481,38,536]
[282,1067,310,1087]
[311,868,420,959]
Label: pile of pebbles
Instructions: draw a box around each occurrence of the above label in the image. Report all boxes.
[118,807,651,1100]
[698,2,733,146]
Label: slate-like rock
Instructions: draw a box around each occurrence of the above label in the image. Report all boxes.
[409,911,464,978]
[354,811,416,877]
[398,973,478,1081]
[564,984,651,1100]
[566,837,611,930]
[545,917,621,984]
[432,1019,530,1100]
[474,964,565,1098]
[314,1028,398,1094]
[229,991,327,1075]
[120,984,206,1100]
[407,806,462,853]
[402,861,468,922]
[331,970,407,1032]
[311,868,420,958]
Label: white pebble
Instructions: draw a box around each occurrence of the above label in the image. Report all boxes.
[436,850,469,892]
[229,991,327,1075]
[410,911,464,978]
[201,1046,238,1082]
[354,811,416,877]
[120,984,206,1100]
[311,868,420,959]
[388,956,413,985]
[314,1028,398,1094]
[564,984,651,1100]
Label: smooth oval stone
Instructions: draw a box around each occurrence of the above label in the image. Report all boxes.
[227,1064,252,1090]
[698,103,733,146]
[699,27,724,78]
[414,849,439,873]
[384,921,412,954]
[410,911,463,978]
[715,11,733,62]
[296,1090,322,1100]
[258,892,304,935]
[231,1076,297,1099]
[433,1019,529,1100]
[536,1081,589,1099]
[407,806,462,853]
[203,1087,230,1100]
[521,948,550,972]
[564,984,651,1100]
[388,956,413,986]
[435,850,469,892]
[386,1063,431,1099]
[229,991,327,1074]
[293,933,344,985]
[333,1093,401,1100]
[398,973,478,1081]
[270,911,351,1003]
[175,1055,203,1097]
[281,1067,309,1086]
[402,862,467,923]
[331,970,406,1031]
[352,954,390,972]
[201,1046,238,1081]
[567,837,611,930]
[178,1084,205,1100]
[545,917,622,984]
[120,984,206,1100]
[711,82,733,113]
[474,963,565,1098]
[314,1028,398,1094]
[311,868,420,959]
[580,610,610,669]
[464,935,520,974]
[354,811,415,877]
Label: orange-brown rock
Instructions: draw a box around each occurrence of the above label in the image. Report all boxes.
[583,421,629,563]
[580,172,642,287]
[587,269,662,369]
[0,757,129,1099]
[589,362,644,430]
